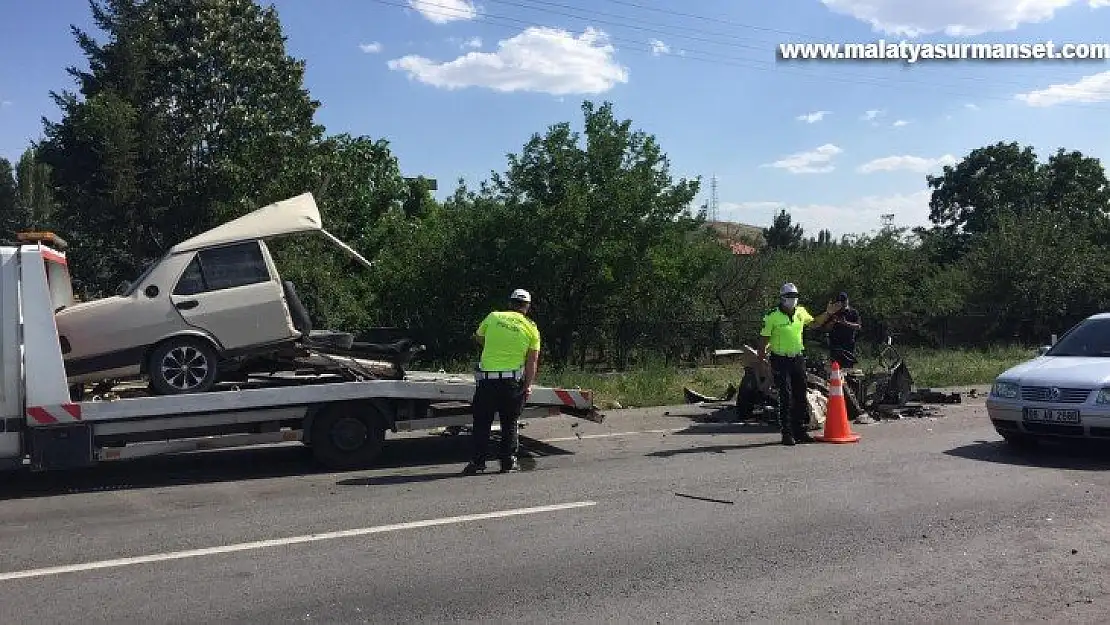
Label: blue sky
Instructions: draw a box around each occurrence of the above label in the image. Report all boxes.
[2,0,1110,237]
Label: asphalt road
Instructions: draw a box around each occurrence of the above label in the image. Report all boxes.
[1,394,1109,624]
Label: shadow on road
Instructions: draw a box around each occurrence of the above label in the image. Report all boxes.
[945,438,1110,471]
[0,432,571,501]
[647,441,783,458]
[336,470,465,487]
[673,422,780,435]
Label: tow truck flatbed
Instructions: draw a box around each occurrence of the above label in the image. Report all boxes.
[1,234,600,473]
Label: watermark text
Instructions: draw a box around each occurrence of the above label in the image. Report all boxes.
[778,40,1110,63]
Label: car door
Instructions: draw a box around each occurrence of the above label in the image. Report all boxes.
[169,241,298,351]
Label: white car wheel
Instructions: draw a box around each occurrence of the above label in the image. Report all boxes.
[149,339,219,395]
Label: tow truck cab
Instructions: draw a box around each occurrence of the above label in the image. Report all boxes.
[1,232,76,469]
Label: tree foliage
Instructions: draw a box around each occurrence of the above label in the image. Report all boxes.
[0,159,17,238]
[762,208,804,250]
[39,0,323,295]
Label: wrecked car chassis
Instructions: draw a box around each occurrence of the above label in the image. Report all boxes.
[685,341,914,426]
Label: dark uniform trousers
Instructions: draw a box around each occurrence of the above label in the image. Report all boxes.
[471,377,527,466]
[770,354,809,436]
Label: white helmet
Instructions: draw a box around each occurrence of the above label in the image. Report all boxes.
[510,288,531,303]
[780,283,799,297]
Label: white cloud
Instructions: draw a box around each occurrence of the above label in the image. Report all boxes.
[408,0,477,23]
[763,144,842,174]
[892,119,909,127]
[1015,71,1110,106]
[857,154,956,174]
[387,26,628,95]
[720,190,932,237]
[796,110,830,123]
[359,42,383,53]
[965,103,979,110]
[861,109,883,121]
[649,39,670,56]
[820,0,1100,37]
[0,100,10,107]
[447,36,483,49]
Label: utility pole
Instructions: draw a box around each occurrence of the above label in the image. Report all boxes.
[709,175,719,222]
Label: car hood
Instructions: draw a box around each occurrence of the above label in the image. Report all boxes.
[1000,357,1110,388]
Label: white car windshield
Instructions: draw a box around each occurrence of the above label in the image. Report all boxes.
[1045,318,1110,357]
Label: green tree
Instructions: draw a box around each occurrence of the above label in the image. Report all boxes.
[927,142,1110,240]
[762,209,804,250]
[15,146,57,229]
[40,0,322,295]
[960,209,1110,337]
[269,133,410,333]
[926,141,1042,236]
[485,100,704,367]
[0,158,18,237]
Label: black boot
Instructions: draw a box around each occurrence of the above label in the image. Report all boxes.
[781,431,795,446]
[499,457,520,473]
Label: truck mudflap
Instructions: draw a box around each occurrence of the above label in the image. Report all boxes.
[29,423,95,471]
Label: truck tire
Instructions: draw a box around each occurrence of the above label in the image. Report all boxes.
[310,402,387,470]
[148,337,220,395]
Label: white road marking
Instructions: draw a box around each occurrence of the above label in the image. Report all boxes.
[542,428,684,442]
[0,501,597,582]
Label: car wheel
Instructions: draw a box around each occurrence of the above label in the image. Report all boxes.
[148,338,220,395]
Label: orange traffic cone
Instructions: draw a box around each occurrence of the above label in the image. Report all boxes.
[815,361,860,444]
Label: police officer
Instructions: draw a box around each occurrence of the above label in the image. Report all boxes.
[462,288,541,474]
[757,283,843,446]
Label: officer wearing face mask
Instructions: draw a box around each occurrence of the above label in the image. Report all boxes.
[757,283,844,446]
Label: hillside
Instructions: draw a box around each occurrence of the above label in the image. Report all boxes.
[705,220,764,246]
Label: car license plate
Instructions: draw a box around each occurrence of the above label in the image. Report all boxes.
[1022,407,1081,424]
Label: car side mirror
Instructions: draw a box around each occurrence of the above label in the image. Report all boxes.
[116,280,131,296]
[1037,345,1051,356]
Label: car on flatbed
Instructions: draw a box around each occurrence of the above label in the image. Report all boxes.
[53,193,410,396]
[986,312,1110,447]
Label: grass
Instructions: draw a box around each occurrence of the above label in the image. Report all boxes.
[538,344,1036,409]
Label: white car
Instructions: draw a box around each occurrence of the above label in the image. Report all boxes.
[55,193,375,395]
[986,312,1110,447]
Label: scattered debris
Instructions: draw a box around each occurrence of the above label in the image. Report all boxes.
[675,492,735,505]
[872,403,941,419]
[910,388,963,404]
[682,384,737,404]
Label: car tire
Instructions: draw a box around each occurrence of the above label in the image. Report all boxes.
[310,402,388,470]
[148,337,220,395]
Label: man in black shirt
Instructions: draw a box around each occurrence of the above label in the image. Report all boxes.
[822,292,871,423]
[826,292,861,369]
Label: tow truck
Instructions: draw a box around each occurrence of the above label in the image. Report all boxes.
[0,231,599,473]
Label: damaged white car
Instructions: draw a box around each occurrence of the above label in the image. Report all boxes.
[55,193,423,395]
